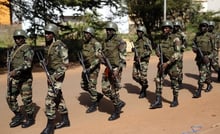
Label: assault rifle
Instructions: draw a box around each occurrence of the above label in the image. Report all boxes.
[77,51,90,83]
[36,51,58,95]
[100,52,120,88]
[131,45,141,70]
[7,50,12,101]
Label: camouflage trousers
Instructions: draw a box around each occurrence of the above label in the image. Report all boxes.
[45,75,68,120]
[177,53,184,83]
[80,67,100,102]
[132,61,149,86]
[211,51,220,72]
[6,78,34,114]
[196,61,211,85]
[101,67,122,106]
[155,62,180,97]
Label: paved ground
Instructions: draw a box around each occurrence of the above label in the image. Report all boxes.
[0,51,220,134]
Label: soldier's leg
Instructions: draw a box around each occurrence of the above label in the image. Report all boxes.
[6,79,24,128]
[211,56,220,81]
[139,61,149,98]
[41,85,57,134]
[132,62,141,84]
[20,78,35,128]
[150,72,164,109]
[205,64,213,92]
[86,68,103,113]
[169,66,180,107]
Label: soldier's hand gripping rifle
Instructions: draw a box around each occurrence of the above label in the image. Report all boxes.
[7,50,12,101]
[77,51,90,83]
[100,52,120,88]
[131,44,141,71]
[36,51,58,95]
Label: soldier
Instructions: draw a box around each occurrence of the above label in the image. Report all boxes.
[208,20,220,81]
[100,22,126,121]
[150,20,182,109]
[41,24,70,134]
[132,25,152,98]
[173,20,187,85]
[6,29,35,128]
[192,20,214,98]
[79,27,103,113]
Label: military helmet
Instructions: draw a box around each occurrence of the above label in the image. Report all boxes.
[83,27,95,36]
[136,26,147,34]
[208,21,215,27]
[173,20,182,28]
[13,29,27,38]
[45,24,59,36]
[200,20,209,27]
[105,22,118,31]
[161,20,173,29]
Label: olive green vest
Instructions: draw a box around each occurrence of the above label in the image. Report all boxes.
[103,35,121,67]
[195,32,213,53]
[45,40,66,71]
[82,38,98,68]
[160,34,177,60]
[134,36,151,59]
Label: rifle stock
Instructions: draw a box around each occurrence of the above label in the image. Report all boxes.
[77,51,90,83]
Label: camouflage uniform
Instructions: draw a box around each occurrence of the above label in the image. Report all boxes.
[208,21,220,81]
[192,20,215,98]
[6,29,35,128]
[41,24,70,134]
[80,27,103,113]
[173,20,187,85]
[132,26,152,98]
[150,20,182,109]
[101,22,126,121]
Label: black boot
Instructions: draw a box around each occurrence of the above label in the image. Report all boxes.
[193,85,202,98]
[55,113,70,129]
[205,83,213,92]
[41,119,54,134]
[21,113,35,128]
[170,96,179,107]
[9,111,24,128]
[86,93,103,113]
[139,85,148,99]
[150,95,162,109]
[108,100,126,121]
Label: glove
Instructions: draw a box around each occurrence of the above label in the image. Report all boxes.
[203,56,210,64]
[131,47,135,52]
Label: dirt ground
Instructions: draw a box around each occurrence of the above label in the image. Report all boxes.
[1,51,220,134]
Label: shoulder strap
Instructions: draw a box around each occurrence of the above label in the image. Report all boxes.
[11,44,28,60]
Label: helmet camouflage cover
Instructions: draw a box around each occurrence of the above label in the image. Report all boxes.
[13,29,27,38]
[45,23,59,36]
[105,22,118,31]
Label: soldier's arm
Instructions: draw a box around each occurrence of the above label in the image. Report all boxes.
[142,39,152,57]
[118,40,127,67]
[88,42,102,70]
[167,37,181,65]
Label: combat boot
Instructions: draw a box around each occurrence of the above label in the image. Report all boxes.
[21,113,35,128]
[41,119,54,134]
[55,113,70,129]
[170,96,179,107]
[9,111,24,128]
[139,85,148,99]
[86,93,103,113]
[108,100,126,121]
[193,85,202,98]
[150,95,162,109]
[205,83,213,92]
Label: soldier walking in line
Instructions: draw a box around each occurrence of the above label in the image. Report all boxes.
[79,27,103,113]
[41,24,70,134]
[208,20,220,81]
[192,20,215,98]
[150,20,182,109]
[100,22,127,121]
[6,29,35,128]
[132,25,152,98]
[173,20,187,86]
